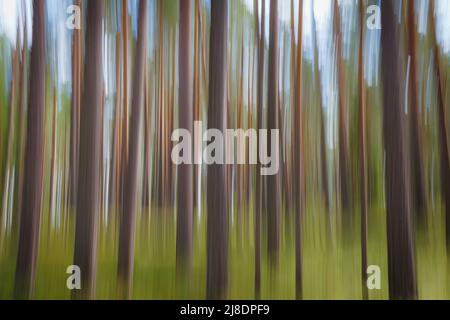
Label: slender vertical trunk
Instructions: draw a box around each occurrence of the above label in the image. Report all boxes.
[206,0,229,300]
[254,0,265,299]
[72,0,104,300]
[142,66,150,209]
[69,0,82,207]
[120,0,129,208]
[117,0,148,299]
[14,0,46,299]
[99,88,105,224]
[177,0,194,272]
[156,1,165,208]
[168,29,176,207]
[381,0,417,300]
[267,0,281,266]
[407,0,426,220]
[311,12,329,214]
[279,40,286,212]
[49,88,57,228]
[193,0,201,209]
[358,0,368,300]
[109,32,122,209]
[13,16,29,231]
[293,0,304,299]
[334,0,352,216]
[2,41,19,230]
[247,37,255,207]
[237,40,244,213]
[430,0,450,252]
[200,4,208,90]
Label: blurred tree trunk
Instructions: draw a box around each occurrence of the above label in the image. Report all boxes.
[69,0,82,207]
[13,16,29,232]
[49,88,57,228]
[72,0,104,300]
[311,12,329,214]
[155,0,165,208]
[118,0,148,299]
[14,0,46,299]
[109,32,122,209]
[193,0,201,209]
[167,29,176,208]
[2,37,19,232]
[289,0,295,218]
[236,36,245,248]
[206,0,229,300]
[176,0,193,273]
[430,0,450,252]
[142,65,151,209]
[334,0,352,217]
[407,0,426,220]
[293,0,304,299]
[237,40,244,214]
[267,0,281,266]
[254,0,265,299]
[247,36,255,208]
[358,0,368,300]
[120,0,129,209]
[381,0,417,300]
[278,40,287,214]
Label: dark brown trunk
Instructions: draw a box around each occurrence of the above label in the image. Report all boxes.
[311,11,329,214]
[293,0,304,299]
[72,0,104,300]
[49,88,57,227]
[267,0,281,266]
[117,0,148,299]
[156,0,165,208]
[407,0,426,220]
[334,0,352,216]
[358,0,368,300]
[14,0,46,299]
[13,17,29,231]
[254,0,265,299]
[176,0,194,273]
[430,0,450,252]
[193,0,201,209]
[120,0,129,209]
[206,0,229,300]
[69,0,82,207]
[381,0,417,300]
[109,32,122,209]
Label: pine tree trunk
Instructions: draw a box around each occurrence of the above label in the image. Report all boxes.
[193,0,201,210]
[72,0,104,300]
[293,0,304,299]
[430,0,450,252]
[407,0,426,220]
[358,0,368,300]
[381,0,417,300]
[117,0,148,299]
[176,0,194,273]
[311,11,329,214]
[267,0,281,266]
[206,0,229,300]
[14,0,46,299]
[254,0,265,299]
[69,0,82,207]
[334,0,352,217]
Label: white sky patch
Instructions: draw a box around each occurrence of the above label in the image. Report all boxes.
[435,0,450,54]
[0,0,32,48]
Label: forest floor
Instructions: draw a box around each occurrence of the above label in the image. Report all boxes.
[0,196,449,299]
